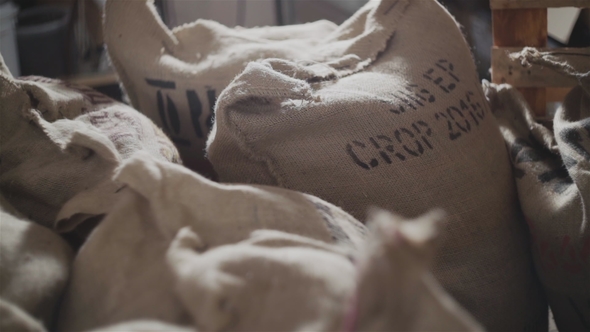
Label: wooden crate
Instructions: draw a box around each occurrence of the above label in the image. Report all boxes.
[491,0,590,118]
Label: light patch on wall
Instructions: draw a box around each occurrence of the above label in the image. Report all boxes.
[166,0,276,29]
[548,7,581,44]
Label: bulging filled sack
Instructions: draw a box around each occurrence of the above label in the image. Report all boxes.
[104,0,337,172]
[206,0,545,330]
[166,209,483,332]
[57,153,366,331]
[0,197,73,331]
[0,54,179,230]
[485,48,590,332]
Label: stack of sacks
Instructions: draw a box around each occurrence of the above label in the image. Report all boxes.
[56,153,367,331]
[167,210,484,332]
[0,194,72,332]
[485,48,590,332]
[0,53,180,233]
[56,153,482,331]
[205,0,546,330]
[104,0,338,173]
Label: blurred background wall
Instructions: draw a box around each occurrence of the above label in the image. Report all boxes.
[1,0,588,101]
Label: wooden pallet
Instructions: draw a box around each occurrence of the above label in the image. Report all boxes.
[491,0,590,117]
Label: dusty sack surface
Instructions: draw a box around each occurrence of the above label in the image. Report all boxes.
[56,153,367,331]
[104,0,337,172]
[206,0,546,330]
[0,53,179,231]
[165,207,482,332]
[486,79,590,331]
[0,195,73,331]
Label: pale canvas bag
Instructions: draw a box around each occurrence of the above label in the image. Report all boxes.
[57,153,367,331]
[0,197,73,331]
[485,48,590,332]
[0,53,179,230]
[166,209,483,332]
[104,0,337,173]
[206,0,546,330]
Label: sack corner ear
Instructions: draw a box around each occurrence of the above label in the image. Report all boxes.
[54,212,100,234]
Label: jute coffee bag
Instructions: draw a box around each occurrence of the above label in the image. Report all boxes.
[104,0,337,172]
[0,54,179,230]
[206,0,545,330]
[167,210,483,332]
[167,227,357,332]
[57,153,366,331]
[485,48,590,332]
[350,209,484,332]
[0,201,73,330]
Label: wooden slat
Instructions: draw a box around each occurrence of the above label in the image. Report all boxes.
[491,0,590,9]
[492,47,590,87]
[492,9,548,46]
[547,87,573,102]
[492,8,547,116]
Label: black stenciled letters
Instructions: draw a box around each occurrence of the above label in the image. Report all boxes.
[394,127,424,156]
[147,79,179,135]
[560,119,590,162]
[509,136,574,194]
[412,121,434,149]
[346,121,435,170]
[435,91,485,141]
[447,106,471,133]
[388,84,436,114]
[435,112,462,140]
[464,91,485,122]
[346,141,375,170]
[147,79,218,144]
[423,59,459,93]
[186,90,204,139]
[166,95,181,134]
[376,135,406,163]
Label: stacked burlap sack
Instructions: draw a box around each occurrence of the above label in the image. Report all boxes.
[195,1,546,331]
[0,53,180,233]
[55,152,364,331]
[103,0,550,330]
[6,0,578,330]
[104,0,338,173]
[485,48,590,332]
[55,153,482,332]
[0,194,72,332]
[0,52,179,331]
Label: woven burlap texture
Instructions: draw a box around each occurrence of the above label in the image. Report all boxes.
[206,0,547,330]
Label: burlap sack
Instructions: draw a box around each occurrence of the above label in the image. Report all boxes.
[351,209,484,332]
[166,209,483,332]
[0,53,179,230]
[485,48,590,332]
[206,0,545,330]
[57,153,366,331]
[0,201,73,330]
[103,0,337,173]
[167,227,356,332]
